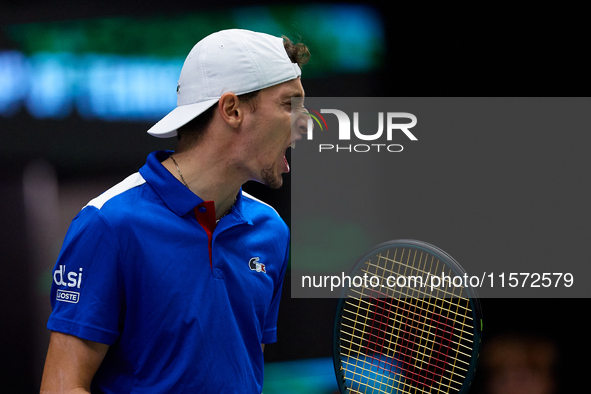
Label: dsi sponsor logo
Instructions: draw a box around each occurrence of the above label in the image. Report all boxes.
[53,265,83,303]
[53,265,83,288]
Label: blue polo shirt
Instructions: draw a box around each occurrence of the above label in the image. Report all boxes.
[47,150,290,393]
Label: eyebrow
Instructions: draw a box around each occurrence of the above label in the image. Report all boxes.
[290,91,304,97]
[285,86,305,99]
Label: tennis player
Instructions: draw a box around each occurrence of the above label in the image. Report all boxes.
[40,29,309,393]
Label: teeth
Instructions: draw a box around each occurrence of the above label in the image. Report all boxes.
[291,141,296,150]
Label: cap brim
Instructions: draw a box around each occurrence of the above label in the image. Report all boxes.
[147,99,219,138]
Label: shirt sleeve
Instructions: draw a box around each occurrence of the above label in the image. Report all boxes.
[47,206,125,345]
[261,229,290,344]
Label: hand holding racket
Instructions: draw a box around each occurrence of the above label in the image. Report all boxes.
[333,240,483,394]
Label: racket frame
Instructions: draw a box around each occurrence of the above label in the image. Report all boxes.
[333,239,483,394]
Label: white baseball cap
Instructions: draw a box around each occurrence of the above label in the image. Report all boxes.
[147,29,302,138]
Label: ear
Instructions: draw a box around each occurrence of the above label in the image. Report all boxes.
[218,92,243,129]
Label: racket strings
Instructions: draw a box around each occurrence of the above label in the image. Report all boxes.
[364,254,472,310]
[340,298,472,381]
[344,290,475,340]
[363,261,472,303]
[339,304,473,368]
[340,311,471,393]
[341,298,474,356]
[338,247,476,394]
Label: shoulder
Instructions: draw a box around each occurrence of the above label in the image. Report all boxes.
[71,172,155,239]
[240,191,289,234]
[85,172,147,211]
[241,191,285,221]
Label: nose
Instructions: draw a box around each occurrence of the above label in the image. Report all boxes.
[293,114,308,140]
[291,102,310,142]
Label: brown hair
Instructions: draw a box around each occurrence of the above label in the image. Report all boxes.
[282,35,310,68]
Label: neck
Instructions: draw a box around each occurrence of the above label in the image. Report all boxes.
[163,147,243,220]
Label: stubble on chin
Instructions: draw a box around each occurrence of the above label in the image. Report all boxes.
[260,165,282,189]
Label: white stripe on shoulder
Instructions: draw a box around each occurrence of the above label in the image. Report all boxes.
[85,172,146,210]
[241,191,280,216]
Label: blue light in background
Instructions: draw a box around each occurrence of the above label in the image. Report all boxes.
[0,4,384,123]
[0,51,28,117]
[78,55,180,121]
[263,357,337,394]
[26,53,76,119]
[0,52,182,121]
[291,4,385,72]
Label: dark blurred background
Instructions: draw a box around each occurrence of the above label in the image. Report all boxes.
[1,1,588,393]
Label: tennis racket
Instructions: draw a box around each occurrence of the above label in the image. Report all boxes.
[333,239,483,394]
